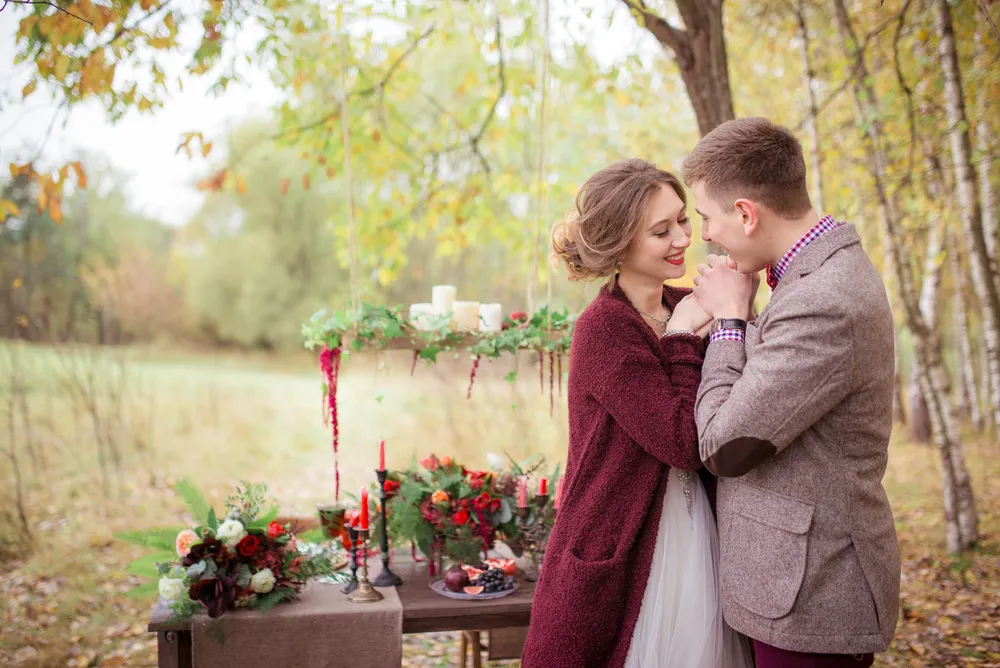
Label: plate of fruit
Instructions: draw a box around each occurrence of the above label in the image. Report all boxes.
[431,561,518,600]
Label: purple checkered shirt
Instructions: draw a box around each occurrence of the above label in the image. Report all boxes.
[709,215,840,344]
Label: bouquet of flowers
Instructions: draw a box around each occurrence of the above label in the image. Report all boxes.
[118,480,342,620]
[387,454,519,566]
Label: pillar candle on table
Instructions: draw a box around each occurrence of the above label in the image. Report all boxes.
[479,303,503,332]
[409,303,435,330]
[360,488,369,530]
[431,285,457,316]
[537,477,547,496]
[554,478,563,509]
[452,301,481,330]
[378,439,385,471]
[518,476,528,507]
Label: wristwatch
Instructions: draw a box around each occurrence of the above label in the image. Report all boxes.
[710,318,748,335]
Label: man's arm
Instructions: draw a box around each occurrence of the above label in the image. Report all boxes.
[695,297,853,477]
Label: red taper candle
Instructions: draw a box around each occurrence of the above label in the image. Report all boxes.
[360,488,369,530]
[554,478,563,509]
[378,439,386,471]
[518,476,528,507]
[538,477,548,496]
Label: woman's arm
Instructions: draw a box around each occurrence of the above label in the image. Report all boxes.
[589,319,704,470]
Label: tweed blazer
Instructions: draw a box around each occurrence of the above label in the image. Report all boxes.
[696,223,901,655]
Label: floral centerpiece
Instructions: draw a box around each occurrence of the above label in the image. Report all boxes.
[118,480,342,620]
[387,454,520,569]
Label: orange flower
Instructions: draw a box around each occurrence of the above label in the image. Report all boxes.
[440,455,454,468]
[175,530,199,557]
[430,490,450,504]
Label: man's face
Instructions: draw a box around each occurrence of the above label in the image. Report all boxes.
[692,181,766,274]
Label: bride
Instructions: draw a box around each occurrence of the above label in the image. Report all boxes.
[520,159,753,668]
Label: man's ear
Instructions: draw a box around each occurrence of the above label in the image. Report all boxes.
[734,199,759,236]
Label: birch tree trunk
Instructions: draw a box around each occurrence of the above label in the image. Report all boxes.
[795,0,825,214]
[974,20,998,279]
[934,0,1000,434]
[950,230,983,431]
[830,0,978,552]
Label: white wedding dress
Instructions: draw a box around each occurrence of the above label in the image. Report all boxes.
[625,468,755,668]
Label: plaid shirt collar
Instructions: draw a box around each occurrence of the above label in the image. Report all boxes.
[767,215,839,289]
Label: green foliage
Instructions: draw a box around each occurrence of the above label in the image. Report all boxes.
[174,477,213,524]
[113,527,184,553]
[248,587,296,613]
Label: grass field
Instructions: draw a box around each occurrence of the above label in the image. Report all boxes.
[0,342,997,667]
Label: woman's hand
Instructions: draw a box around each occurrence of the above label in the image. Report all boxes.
[666,294,713,334]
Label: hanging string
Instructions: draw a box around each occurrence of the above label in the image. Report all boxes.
[339,13,360,332]
[541,0,552,331]
[530,0,551,320]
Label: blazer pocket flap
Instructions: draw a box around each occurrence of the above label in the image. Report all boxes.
[733,484,814,534]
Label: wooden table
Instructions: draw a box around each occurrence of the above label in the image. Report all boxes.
[148,557,535,668]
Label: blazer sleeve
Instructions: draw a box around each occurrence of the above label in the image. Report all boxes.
[591,320,704,471]
[695,294,853,477]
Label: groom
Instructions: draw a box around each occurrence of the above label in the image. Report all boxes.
[685,118,900,667]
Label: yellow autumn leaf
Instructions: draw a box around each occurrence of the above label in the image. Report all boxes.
[302,174,311,190]
[54,54,70,80]
[37,190,49,214]
[12,278,23,289]
[236,174,247,194]
[1,199,20,218]
[325,167,335,179]
[71,162,87,188]
[22,80,37,98]
[201,141,213,158]
[279,179,290,195]
[50,198,63,224]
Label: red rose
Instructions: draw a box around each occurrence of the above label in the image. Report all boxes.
[236,535,260,557]
[489,498,501,512]
[383,479,401,497]
[266,521,285,539]
[510,311,527,322]
[473,492,491,512]
[451,509,470,525]
[470,478,483,491]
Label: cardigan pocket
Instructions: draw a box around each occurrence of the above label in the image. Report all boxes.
[547,547,629,660]
[722,483,814,620]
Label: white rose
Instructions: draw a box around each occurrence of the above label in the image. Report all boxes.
[158,577,186,602]
[250,568,275,594]
[486,453,504,471]
[215,519,246,547]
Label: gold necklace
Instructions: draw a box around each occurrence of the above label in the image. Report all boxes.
[635,307,669,329]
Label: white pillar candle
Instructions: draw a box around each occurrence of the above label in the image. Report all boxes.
[479,303,503,332]
[409,303,435,331]
[431,285,457,316]
[452,301,481,330]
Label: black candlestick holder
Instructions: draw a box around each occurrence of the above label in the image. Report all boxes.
[372,469,403,587]
[341,525,359,595]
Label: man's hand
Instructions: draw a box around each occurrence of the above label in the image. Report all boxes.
[692,254,752,319]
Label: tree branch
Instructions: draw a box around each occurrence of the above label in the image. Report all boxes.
[1,0,91,24]
[980,0,1000,43]
[275,23,436,141]
[619,0,691,66]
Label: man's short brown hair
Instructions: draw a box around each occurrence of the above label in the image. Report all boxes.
[682,117,812,217]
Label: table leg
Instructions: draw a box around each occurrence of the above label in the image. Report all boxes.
[157,630,192,668]
[460,631,468,668]
[468,631,483,668]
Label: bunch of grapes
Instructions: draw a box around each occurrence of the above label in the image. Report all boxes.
[471,568,515,593]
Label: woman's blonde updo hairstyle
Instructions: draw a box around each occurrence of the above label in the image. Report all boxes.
[551,158,687,284]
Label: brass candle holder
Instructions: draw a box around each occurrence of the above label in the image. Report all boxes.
[347,527,384,603]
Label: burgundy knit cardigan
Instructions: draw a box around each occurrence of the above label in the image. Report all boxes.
[521,282,710,668]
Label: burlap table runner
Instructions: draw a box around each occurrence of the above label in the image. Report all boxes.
[191,582,402,668]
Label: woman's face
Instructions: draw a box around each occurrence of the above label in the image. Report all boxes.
[620,185,692,283]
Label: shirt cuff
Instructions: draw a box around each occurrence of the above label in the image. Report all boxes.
[709,329,745,344]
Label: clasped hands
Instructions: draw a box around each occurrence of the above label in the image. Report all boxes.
[666,255,760,337]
